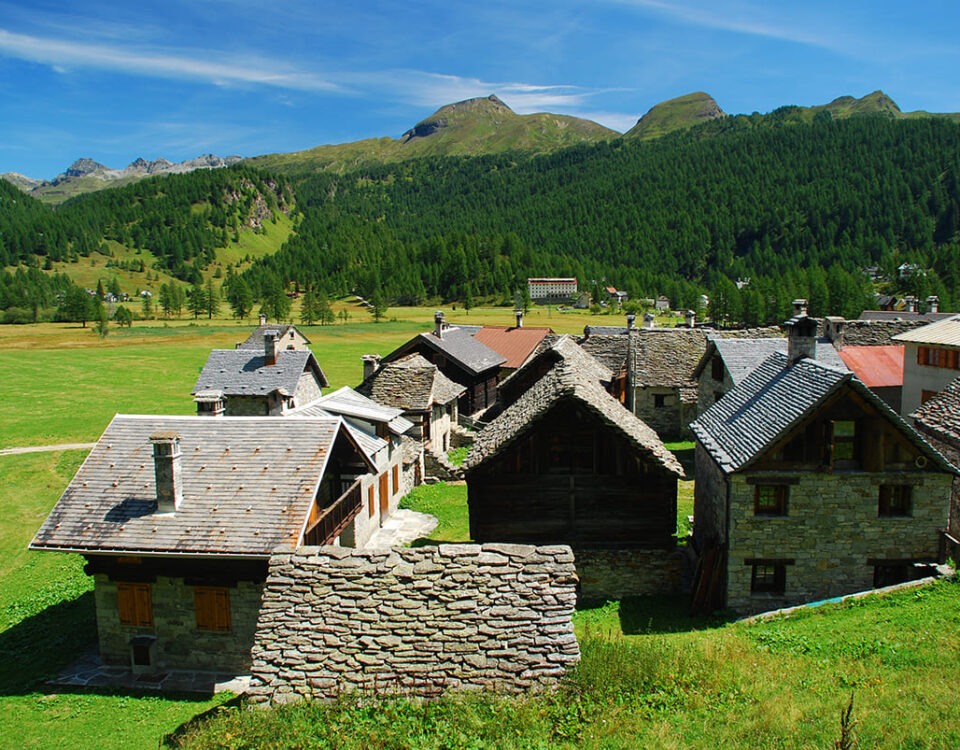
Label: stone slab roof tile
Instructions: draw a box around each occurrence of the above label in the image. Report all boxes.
[694,337,848,385]
[193,349,328,397]
[416,328,506,375]
[30,415,346,556]
[912,376,960,447]
[356,354,466,412]
[240,324,311,349]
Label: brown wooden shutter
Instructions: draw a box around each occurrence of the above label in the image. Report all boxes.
[194,587,231,631]
[117,582,153,627]
[392,465,399,494]
[368,485,375,518]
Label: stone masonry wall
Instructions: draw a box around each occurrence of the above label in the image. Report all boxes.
[726,471,953,612]
[575,548,683,599]
[93,574,263,672]
[916,429,960,540]
[247,544,580,705]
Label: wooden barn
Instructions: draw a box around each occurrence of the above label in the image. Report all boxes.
[464,358,684,549]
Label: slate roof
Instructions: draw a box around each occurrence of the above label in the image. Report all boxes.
[859,311,955,323]
[473,326,552,369]
[691,352,957,475]
[629,328,709,391]
[583,325,629,337]
[578,334,629,372]
[464,357,684,477]
[356,354,466,412]
[30,415,360,557]
[386,327,506,376]
[831,319,930,346]
[837,345,904,388]
[911,376,960,447]
[297,386,414,435]
[498,335,613,402]
[193,349,328,397]
[240,324,311,349]
[892,315,960,346]
[692,337,848,385]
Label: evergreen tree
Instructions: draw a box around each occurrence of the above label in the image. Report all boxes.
[141,292,153,319]
[187,283,206,319]
[226,276,254,320]
[370,290,388,322]
[205,278,220,319]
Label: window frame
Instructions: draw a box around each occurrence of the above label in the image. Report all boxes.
[878,484,913,517]
[750,563,786,594]
[753,484,789,516]
[194,586,232,632]
[116,581,153,628]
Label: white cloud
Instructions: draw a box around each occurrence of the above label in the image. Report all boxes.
[0,28,343,92]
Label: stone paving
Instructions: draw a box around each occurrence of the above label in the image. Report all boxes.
[49,646,251,694]
[364,508,438,547]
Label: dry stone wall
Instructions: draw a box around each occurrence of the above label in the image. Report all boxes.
[247,544,580,705]
[575,548,684,599]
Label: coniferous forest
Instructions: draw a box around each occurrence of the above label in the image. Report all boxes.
[3,112,960,323]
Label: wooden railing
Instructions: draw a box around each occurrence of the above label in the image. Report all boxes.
[304,479,362,546]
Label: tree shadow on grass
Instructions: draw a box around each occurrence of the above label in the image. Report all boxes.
[577,595,736,636]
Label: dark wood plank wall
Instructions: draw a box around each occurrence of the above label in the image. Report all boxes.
[468,403,677,548]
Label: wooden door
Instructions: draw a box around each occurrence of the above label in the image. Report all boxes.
[379,472,389,521]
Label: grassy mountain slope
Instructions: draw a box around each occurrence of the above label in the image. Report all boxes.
[625,91,725,139]
[247,95,617,174]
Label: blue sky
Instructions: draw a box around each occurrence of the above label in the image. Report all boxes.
[2,0,960,178]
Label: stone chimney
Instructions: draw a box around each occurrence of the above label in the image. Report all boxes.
[362,354,382,380]
[626,313,636,330]
[235,341,243,350]
[684,309,696,328]
[514,310,523,329]
[264,330,280,366]
[259,313,267,326]
[792,299,808,317]
[825,316,846,350]
[783,314,818,365]
[905,295,917,313]
[150,431,183,513]
[927,295,939,313]
[434,311,445,339]
[643,312,655,329]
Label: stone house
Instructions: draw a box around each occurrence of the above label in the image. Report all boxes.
[192,329,328,416]
[689,319,957,614]
[286,387,417,545]
[892,315,960,419]
[29,415,376,673]
[911,377,960,546]
[357,353,465,453]
[238,314,312,351]
[464,352,686,598]
[381,312,504,415]
[691,335,848,417]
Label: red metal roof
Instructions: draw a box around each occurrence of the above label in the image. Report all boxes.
[837,345,904,388]
[473,326,552,369]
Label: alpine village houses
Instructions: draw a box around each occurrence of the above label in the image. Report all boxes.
[28,307,960,682]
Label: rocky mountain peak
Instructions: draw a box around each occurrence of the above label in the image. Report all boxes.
[65,158,107,178]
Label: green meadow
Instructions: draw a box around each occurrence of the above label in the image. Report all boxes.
[0,313,958,748]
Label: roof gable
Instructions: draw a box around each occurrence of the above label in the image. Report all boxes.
[465,360,683,477]
[240,324,312,349]
[472,326,552,369]
[357,354,466,411]
[693,337,847,385]
[386,328,505,376]
[193,349,328,397]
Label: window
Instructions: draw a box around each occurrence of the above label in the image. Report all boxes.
[917,346,960,369]
[830,420,858,466]
[711,356,725,381]
[879,485,912,517]
[654,394,667,408]
[194,586,231,632]
[754,485,788,516]
[750,563,786,594]
[117,582,153,627]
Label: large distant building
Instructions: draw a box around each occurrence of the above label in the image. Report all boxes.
[527,277,578,301]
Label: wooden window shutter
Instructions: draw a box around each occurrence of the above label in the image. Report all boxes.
[194,587,231,632]
[117,582,153,627]
[392,465,399,493]
[368,485,375,518]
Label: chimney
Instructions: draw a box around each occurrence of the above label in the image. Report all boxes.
[783,314,818,365]
[643,312,655,329]
[905,295,917,313]
[434,311,445,339]
[684,309,696,328]
[792,299,808,317]
[264,330,280,365]
[514,310,523,328]
[235,341,242,350]
[825,316,846,350]
[927,295,939,313]
[150,432,183,513]
[259,313,267,326]
[362,354,382,380]
[626,313,636,330]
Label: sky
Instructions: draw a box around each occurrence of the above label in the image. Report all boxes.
[2,0,960,179]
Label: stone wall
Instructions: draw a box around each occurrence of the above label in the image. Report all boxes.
[725,471,953,612]
[247,544,580,705]
[575,548,683,599]
[293,370,324,408]
[224,395,270,417]
[633,387,692,441]
[914,427,960,540]
[692,442,728,548]
[424,448,464,481]
[93,574,263,672]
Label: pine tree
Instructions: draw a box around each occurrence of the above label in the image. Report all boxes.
[187,283,206,319]
[205,278,220,319]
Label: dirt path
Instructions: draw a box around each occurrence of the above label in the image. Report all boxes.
[0,442,95,456]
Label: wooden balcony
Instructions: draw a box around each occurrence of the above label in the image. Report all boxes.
[304,479,362,546]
